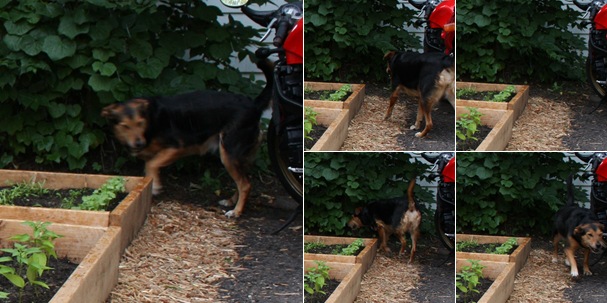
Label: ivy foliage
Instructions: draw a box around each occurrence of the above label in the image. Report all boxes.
[304,0,420,82]
[456,153,586,236]
[457,0,585,83]
[304,153,434,235]
[0,0,265,169]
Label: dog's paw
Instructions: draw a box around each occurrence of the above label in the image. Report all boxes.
[224,209,240,219]
[218,199,234,207]
[409,125,418,130]
[565,259,571,266]
[415,132,424,138]
[584,270,593,276]
[551,257,558,264]
[152,185,163,196]
[571,269,579,278]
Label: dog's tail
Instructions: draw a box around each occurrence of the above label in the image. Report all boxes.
[254,59,274,112]
[407,178,416,212]
[567,174,575,206]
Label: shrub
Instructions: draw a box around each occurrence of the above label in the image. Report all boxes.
[456,152,586,235]
[0,0,266,170]
[457,0,584,83]
[304,152,433,235]
[304,0,419,82]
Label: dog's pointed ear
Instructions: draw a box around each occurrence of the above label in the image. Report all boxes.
[383,51,397,61]
[101,104,121,121]
[598,223,605,232]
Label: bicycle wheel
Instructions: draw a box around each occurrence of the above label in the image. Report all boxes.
[267,120,302,202]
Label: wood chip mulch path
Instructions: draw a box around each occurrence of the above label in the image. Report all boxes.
[505,95,572,151]
[108,201,240,303]
[354,254,420,303]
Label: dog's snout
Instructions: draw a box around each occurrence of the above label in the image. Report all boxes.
[135,138,146,149]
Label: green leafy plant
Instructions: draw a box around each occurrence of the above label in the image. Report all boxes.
[304,0,419,82]
[76,177,125,211]
[493,237,518,254]
[328,84,352,101]
[456,107,483,143]
[304,241,327,253]
[0,221,63,302]
[0,180,49,205]
[304,107,318,141]
[457,0,584,83]
[456,240,479,252]
[336,238,364,255]
[456,259,485,302]
[489,85,516,102]
[0,1,266,170]
[59,189,86,209]
[304,261,331,295]
[456,87,477,99]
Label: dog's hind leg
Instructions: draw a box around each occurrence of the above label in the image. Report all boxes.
[384,85,403,120]
[552,234,562,263]
[219,143,251,219]
[409,229,419,264]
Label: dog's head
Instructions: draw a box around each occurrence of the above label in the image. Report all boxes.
[101,99,150,155]
[574,223,607,253]
[347,206,377,230]
[383,51,397,75]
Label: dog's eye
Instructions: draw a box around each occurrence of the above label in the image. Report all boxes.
[120,124,130,130]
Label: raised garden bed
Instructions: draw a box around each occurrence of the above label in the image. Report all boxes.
[0,169,152,253]
[456,107,514,151]
[456,82,530,121]
[456,234,532,274]
[456,260,515,303]
[304,260,363,303]
[304,82,366,120]
[304,235,378,274]
[0,219,121,303]
[308,108,351,151]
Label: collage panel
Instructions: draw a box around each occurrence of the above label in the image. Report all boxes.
[304,152,454,303]
[304,0,455,152]
[456,1,607,151]
[456,152,607,303]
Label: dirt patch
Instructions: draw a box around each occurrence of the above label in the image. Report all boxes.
[341,83,454,151]
[354,237,454,303]
[562,83,607,150]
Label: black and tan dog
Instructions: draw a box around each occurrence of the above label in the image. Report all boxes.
[101,60,273,218]
[383,51,455,138]
[347,179,421,263]
[552,175,606,277]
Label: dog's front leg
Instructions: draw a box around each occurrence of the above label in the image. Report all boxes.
[384,85,403,120]
[582,248,593,276]
[565,247,579,277]
[145,148,182,195]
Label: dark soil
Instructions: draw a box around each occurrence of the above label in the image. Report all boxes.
[456,90,515,103]
[457,242,518,255]
[455,277,493,303]
[366,83,455,151]
[303,279,340,303]
[456,125,491,151]
[304,243,364,256]
[0,187,127,211]
[305,90,352,101]
[558,81,607,150]
[563,244,607,302]
[305,125,327,150]
[0,257,78,303]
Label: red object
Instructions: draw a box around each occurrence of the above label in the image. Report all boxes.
[595,5,607,29]
[597,157,607,182]
[428,0,455,29]
[442,157,456,183]
[283,18,303,64]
